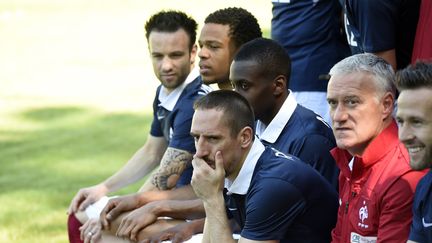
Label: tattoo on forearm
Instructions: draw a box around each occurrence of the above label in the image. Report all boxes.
[152,148,193,190]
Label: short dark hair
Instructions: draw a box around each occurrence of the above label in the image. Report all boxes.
[194,90,255,138]
[396,62,432,91]
[234,38,291,84]
[204,7,262,49]
[145,10,197,50]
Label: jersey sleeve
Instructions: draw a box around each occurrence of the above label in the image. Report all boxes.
[150,88,164,137]
[290,134,339,188]
[353,0,397,52]
[168,98,196,153]
[408,180,426,242]
[241,178,306,241]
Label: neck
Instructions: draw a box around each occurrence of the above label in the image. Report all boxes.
[227,143,253,182]
[260,93,288,126]
[217,80,233,90]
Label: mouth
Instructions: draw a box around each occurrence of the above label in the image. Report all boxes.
[335,127,351,131]
[199,63,211,74]
[407,146,424,154]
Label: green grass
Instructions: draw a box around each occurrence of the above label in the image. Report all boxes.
[0,1,271,242]
[0,106,150,242]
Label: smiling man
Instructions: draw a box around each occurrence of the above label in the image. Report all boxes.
[396,62,432,243]
[327,53,426,243]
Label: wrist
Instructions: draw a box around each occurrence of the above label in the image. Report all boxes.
[98,183,110,195]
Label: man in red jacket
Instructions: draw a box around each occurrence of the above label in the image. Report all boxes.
[327,53,426,242]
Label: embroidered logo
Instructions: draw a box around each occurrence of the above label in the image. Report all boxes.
[358,200,369,228]
[422,217,432,228]
[350,232,377,243]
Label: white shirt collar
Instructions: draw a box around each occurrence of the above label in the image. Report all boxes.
[224,139,266,195]
[158,67,199,111]
[256,91,297,143]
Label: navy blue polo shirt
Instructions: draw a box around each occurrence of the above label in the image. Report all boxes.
[271,0,349,91]
[343,0,420,69]
[409,170,432,242]
[256,93,339,189]
[224,140,338,242]
[150,69,211,186]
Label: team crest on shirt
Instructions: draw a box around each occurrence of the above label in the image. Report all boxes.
[358,200,369,229]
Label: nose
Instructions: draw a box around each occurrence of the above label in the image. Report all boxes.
[398,123,415,144]
[198,47,209,60]
[161,57,173,72]
[194,137,209,159]
[331,104,348,124]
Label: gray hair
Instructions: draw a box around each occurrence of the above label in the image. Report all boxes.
[329,53,397,98]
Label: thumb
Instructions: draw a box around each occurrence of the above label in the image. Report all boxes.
[214,151,225,176]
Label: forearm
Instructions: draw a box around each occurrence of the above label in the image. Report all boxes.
[155,199,205,220]
[151,147,193,190]
[202,193,236,243]
[372,49,396,70]
[138,184,198,205]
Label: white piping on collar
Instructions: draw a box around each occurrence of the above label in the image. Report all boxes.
[158,67,200,111]
[256,91,297,143]
[224,139,266,195]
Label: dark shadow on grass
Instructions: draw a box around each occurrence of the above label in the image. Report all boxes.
[0,105,152,208]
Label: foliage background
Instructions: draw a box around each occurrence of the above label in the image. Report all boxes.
[0,1,271,242]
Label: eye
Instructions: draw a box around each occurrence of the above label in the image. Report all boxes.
[170,52,184,59]
[327,99,337,108]
[234,81,249,91]
[396,117,404,126]
[152,54,163,60]
[345,98,359,108]
[412,118,424,127]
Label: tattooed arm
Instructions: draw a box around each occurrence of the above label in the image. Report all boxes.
[140,147,193,191]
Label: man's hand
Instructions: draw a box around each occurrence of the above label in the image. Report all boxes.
[99,194,142,230]
[68,184,108,214]
[139,219,203,243]
[115,202,159,241]
[191,151,225,201]
[80,218,102,243]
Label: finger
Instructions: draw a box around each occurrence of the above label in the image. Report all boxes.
[116,218,133,238]
[79,221,90,240]
[78,197,94,212]
[172,233,188,243]
[130,222,146,242]
[100,202,116,229]
[69,193,85,214]
[215,151,225,176]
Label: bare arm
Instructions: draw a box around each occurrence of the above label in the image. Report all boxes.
[371,49,396,71]
[140,147,193,191]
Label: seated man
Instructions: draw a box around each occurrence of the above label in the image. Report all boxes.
[327,53,426,242]
[395,62,432,243]
[191,90,339,242]
[88,7,263,243]
[230,37,338,188]
[66,10,211,243]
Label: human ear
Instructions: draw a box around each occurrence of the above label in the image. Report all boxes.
[273,75,287,96]
[239,127,253,149]
[381,92,395,119]
[190,44,198,65]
